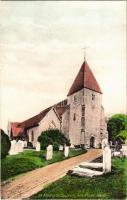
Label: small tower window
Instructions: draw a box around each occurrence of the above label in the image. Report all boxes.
[73,113,76,121]
[82,105,85,116]
[74,95,77,103]
[92,94,95,100]
[81,117,85,127]
[31,131,34,141]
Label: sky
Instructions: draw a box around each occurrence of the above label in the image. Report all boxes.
[0,1,126,132]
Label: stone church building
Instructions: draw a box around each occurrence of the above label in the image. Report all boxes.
[10,60,108,148]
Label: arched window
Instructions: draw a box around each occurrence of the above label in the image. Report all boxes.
[31,131,34,141]
[74,95,77,103]
[81,117,85,127]
[92,94,95,100]
[73,113,76,121]
[82,105,85,116]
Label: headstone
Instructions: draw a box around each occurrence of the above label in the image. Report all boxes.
[17,140,24,153]
[64,146,69,157]
[121,144,127,157]
[103,145,111,173]
[9,140,18,155]
[59,145,63,151]
[109,141,112,146]
[70,144,74,148]
[36,142,41,151]
[46,145,53,160]
[112,151,121,157]
[23,141,27,148]
[102,138,108,150]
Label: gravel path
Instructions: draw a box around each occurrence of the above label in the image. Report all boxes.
[1,149,102,200]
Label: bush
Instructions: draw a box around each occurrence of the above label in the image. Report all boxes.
[38,129,70,150]
[107,114,127,142]
[1,129,11,159]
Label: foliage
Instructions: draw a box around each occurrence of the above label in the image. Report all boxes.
[1,129,11,159]
[31,158,127,199]
[107,114,127,142]
[116,130,127,141]
[1,149,86,181]
[38,129,70,150]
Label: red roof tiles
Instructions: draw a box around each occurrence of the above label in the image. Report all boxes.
[20,107,51,129]
[11,122,24,137]
[67,61,102,96]
[10,99,68,137]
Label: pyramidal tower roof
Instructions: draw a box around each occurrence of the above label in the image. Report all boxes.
[67,61,102,96]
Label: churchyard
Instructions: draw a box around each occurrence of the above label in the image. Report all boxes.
[1,123,127,199]
[30,157,127,199]
[29,139,127,199]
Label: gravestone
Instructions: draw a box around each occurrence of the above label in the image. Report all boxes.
[9,140,18,155]
[59,145,63,151]
[102,138,108,149]
[121,144,127,157]
[23,141,27,148]
[103,145,111,173]
[109,141,112,147]
[46,145,53,160]
[64,146,69,157]
[36,142,41,151]
[17,140,24,153]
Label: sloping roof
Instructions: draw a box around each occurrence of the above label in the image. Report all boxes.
[11,99,68,137]
[67,61,102,96]
[54,99,68,118]
[20,107,51,129]
[55,106,69,118]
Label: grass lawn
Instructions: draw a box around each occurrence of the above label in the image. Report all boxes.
[1,149,86,182]
[30,157,127,199]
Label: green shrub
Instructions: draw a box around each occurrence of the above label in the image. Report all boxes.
[38,129,70,150]
[1,129,11,159]
[107,114,127,142]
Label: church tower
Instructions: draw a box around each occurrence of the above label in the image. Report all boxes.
[67,61,107,148]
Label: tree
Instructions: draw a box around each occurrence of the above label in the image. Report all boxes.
[116,130,127,142]
[38,129,70,150]
[107,114,127,142]
[1,129,11,159]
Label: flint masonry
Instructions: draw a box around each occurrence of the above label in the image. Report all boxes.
[10,60,108,148]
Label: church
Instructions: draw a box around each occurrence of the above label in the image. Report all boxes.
[10,60,108,148]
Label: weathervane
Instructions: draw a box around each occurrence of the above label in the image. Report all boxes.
[82,46,89,61]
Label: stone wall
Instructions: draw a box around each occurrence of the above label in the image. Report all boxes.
[84,88,102,148]
[67,88,107,148]
[62,108,70,139]
[100,106,108,141]
[27,108,61,147]
[38,108,61,133]
[27,126,39,147]
[67,89,84,145]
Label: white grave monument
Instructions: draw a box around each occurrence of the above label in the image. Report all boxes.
[17,140,24,153]
[102,138,111,173]
[59,145,64,151]
[9,140,18,155]
[102,138,108,150]
[36,142,41,151]
[121,144,127,157]
[64,146,69,157]
[23,141,27,148]
[46,145,53,160]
